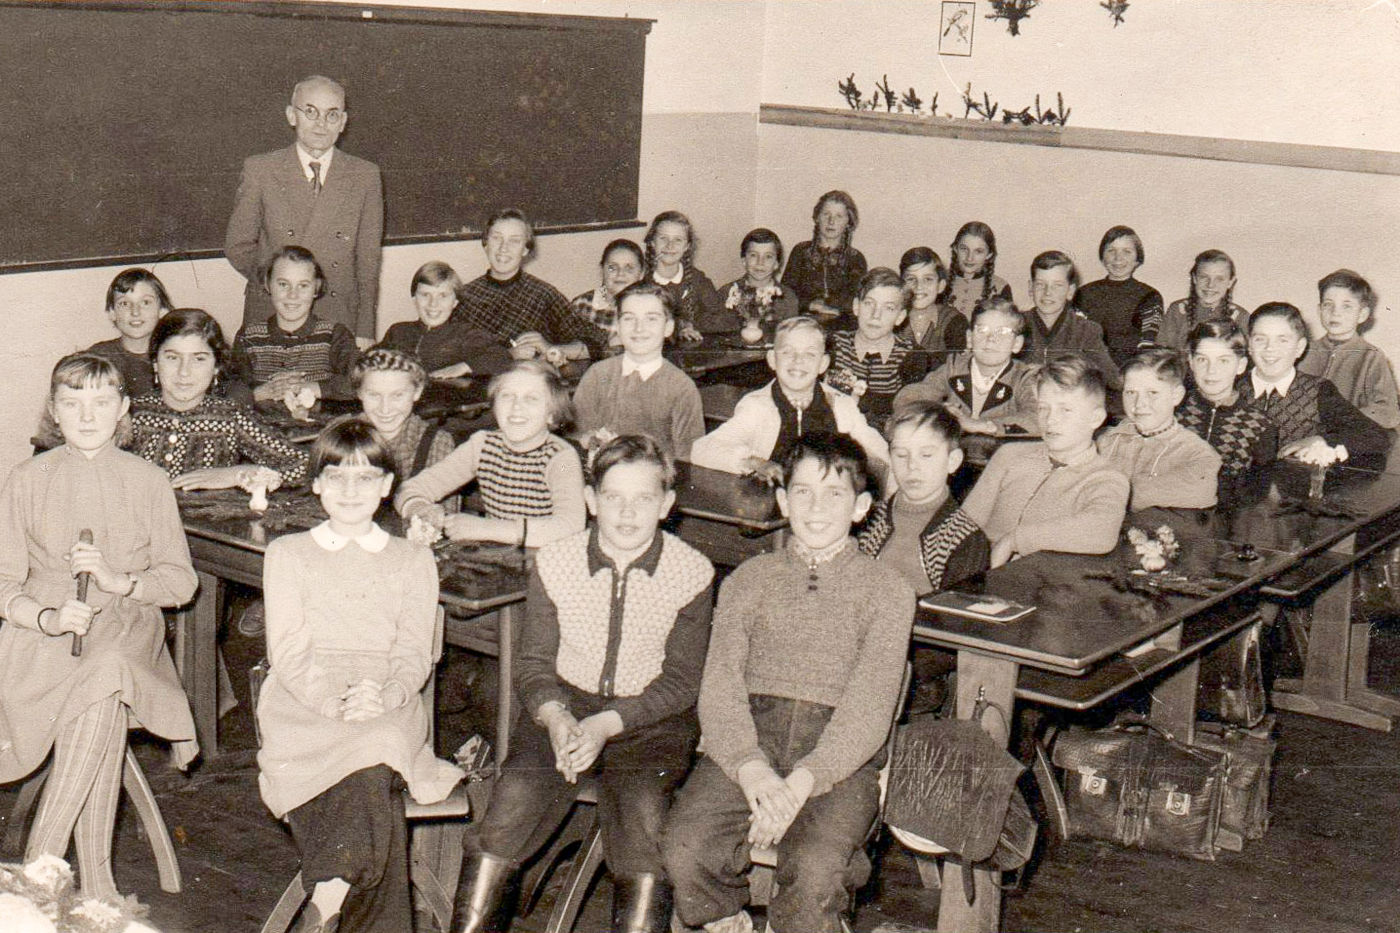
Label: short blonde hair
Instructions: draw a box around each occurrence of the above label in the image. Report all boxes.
[773,315,825,348]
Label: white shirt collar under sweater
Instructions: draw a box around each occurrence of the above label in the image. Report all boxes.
[620,355,664,381]
[652,268,683,286]
[295,144,336,183]
[310,520,388,553]
[1250,368,1297,400]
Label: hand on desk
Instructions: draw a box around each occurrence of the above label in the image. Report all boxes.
[430,362,473,379]
[741,457,783,486]
[945,404,999,437]
[253,371,309,403]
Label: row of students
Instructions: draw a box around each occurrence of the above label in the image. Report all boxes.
[86,206,1387,440]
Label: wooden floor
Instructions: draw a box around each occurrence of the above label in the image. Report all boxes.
[5,611,1400,933]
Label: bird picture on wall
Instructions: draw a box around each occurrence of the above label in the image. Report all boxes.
[940,1,975,56]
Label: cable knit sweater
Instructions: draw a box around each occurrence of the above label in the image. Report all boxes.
[1096,420,1222,510]
[697,541,914,797]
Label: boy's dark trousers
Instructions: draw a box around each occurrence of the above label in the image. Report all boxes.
[663,695,881,933]
[472,684,697,877]
[286,765,409,933]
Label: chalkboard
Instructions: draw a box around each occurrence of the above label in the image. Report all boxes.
[0,1,650,271]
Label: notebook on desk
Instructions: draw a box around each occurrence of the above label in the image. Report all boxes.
[920,591,1036,623]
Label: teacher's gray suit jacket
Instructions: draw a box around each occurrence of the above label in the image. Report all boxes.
[224,145,384,339]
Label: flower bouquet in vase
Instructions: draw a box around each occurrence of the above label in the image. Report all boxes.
[1292,440,1348,499]
[727,282,780,344]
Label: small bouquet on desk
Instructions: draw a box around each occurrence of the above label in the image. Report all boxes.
[1095,524,1230,599]
[0,855,159,933]
[1127,524,1179,573]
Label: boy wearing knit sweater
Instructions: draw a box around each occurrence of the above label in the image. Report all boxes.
[573,281,706,462]
[963,355,1130,568]
[1297,269,1400,430]
[1242,302,1391,469]
[453,435,714,933]
[664,433,915,933]
[689,315,890,485]
[1177,320,1278,485]
[1098,347,1221,510]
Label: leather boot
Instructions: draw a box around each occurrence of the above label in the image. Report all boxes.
[611,872,673,933]
[452,852,513,933]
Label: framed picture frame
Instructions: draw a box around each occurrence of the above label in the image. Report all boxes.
[940,1,976,56]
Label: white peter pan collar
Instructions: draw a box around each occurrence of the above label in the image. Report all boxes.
[310,521,389,553]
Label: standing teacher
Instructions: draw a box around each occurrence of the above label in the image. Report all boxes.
[225,75,384,341]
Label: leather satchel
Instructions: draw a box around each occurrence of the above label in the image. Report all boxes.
[1052,718,1226,861]
[884,691,1029,867]
[1192,716,1276,851]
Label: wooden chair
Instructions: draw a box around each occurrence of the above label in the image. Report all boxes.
[259,606,482,933]
[537,665,912,933]
[4,744,183,893]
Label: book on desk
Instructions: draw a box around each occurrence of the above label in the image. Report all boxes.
[919,591,1036,623]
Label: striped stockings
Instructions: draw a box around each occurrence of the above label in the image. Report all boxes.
[26,694,126,898]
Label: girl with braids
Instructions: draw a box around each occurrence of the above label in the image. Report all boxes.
[643,211,722,344]
[781,190,869,327]
[937,221,1012,319]
[1156,249,1250,350]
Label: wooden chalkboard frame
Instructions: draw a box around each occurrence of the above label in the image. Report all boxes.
[0,0,653,273]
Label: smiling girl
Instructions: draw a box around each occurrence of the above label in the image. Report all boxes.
[701,228,800,338]
[644,211,722,343]
[395,359,585,546]
[84,268,174,398]
[129,308,307,490]
[1156,249,1250,350]
[1075,226,1164,366]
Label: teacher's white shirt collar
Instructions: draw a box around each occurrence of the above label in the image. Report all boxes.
[310,520,389,553]
[295,144,336,183]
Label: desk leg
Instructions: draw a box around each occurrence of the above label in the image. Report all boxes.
[1271,541,1396,731]
[180,571,222,760]
[495,603,514,768]
[1147,624,1197,746]
[938,651,1017,933]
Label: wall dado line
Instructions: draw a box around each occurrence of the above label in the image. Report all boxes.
[760,105,1400,178]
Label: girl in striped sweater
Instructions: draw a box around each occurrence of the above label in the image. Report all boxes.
[394,359,585,546]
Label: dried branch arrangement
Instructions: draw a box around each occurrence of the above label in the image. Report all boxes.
[836,75,1070,126]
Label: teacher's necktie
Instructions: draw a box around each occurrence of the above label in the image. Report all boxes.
[309,161,322,195]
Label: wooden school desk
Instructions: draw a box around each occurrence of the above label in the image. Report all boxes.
[911,460,1400,932]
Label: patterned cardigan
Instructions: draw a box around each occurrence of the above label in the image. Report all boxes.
[856,495,989,593]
